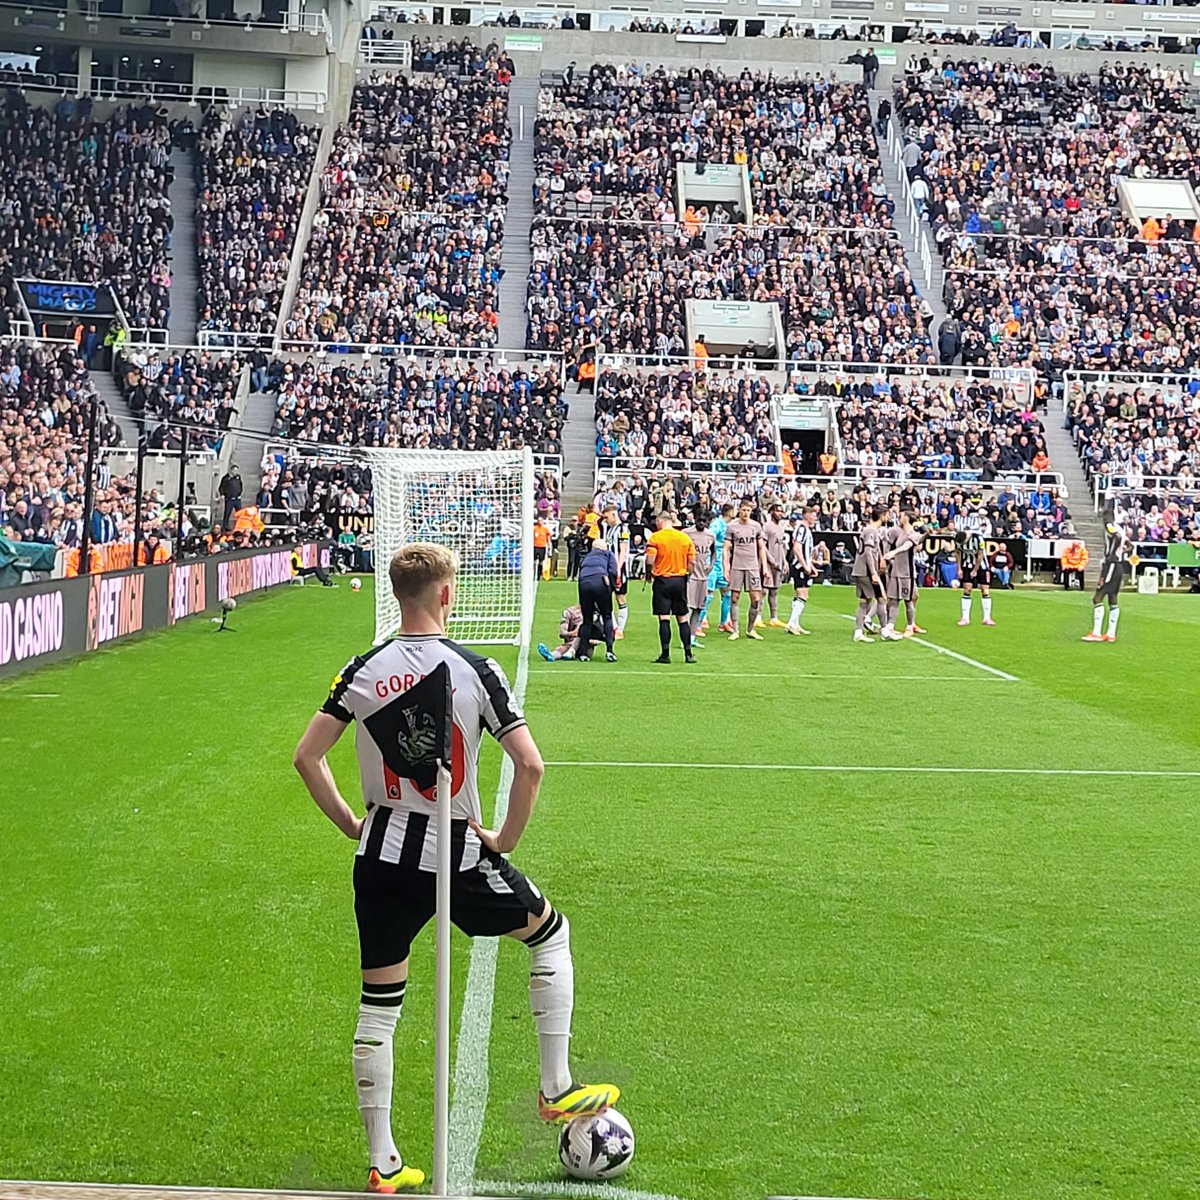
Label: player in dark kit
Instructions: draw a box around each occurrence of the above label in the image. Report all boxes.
[1084,508,1130,643]
[293,543,619,1193]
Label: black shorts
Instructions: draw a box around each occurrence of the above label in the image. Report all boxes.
[652,574,689,616]
[789,564,815,589]
[965,567,991,589]
[354,843,547,969]
[1095,560,1123,601]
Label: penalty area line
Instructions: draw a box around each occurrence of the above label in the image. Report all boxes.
[446,637,531,1195]
[544,761,1200,779]
[836,614,1018,681]
[535,670,1008,682]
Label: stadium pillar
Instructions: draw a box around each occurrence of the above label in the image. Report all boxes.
[78,385,100,575]
[176,426,189,546]
[133,434,146,569]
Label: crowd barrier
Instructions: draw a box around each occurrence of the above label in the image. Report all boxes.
[0,540,331,681]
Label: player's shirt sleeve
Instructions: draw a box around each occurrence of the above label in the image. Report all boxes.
[477,657,526,741]
[321,657,359,722]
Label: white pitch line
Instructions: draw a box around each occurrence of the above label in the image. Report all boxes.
[544,761,1200,779]
[837,615,1019,681]
[476,1179,688,1200]
[535,670,1006,682]
[447,640,530,1195]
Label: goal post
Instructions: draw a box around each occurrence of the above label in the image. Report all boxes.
[367,447,535,647]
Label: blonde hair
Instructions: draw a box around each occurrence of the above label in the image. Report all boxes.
[389,543,458,602]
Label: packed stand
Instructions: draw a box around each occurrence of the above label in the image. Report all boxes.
[594,365,778,463]
[266,354,565,453]
[529,220,931,365]
[1065,378,1200,512]
[534,62,886,227]
[894,60,1200,373]
[530,64,932,365]
[822,373,1054,482]
[287,49,513,352]
[196,105,320,345]
[119,348,244,451]
[0,340,188,566]
[0,98,174,330]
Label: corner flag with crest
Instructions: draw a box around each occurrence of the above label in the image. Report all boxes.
[363,660,454,786]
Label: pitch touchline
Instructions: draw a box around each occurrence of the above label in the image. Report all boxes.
[535,670,1009,682]
[545,762,1200,779]
[447,641,530,1194]
[835,614,1019,681]
[476,1180,689,1200]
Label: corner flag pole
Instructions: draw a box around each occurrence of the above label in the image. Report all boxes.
[432,668,455,1196]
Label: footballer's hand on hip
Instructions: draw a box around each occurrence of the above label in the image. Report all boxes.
[469,819,517,856]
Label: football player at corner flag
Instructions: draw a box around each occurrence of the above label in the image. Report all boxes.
[293,543,619,1193]
[1084,505,1130,643]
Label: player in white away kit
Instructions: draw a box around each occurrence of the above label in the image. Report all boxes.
[293,544,619,1194]
[723,499,768,641]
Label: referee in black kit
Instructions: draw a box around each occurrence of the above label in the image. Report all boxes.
[575,528,618,662]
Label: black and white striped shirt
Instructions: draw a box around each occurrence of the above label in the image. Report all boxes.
[321,633,524,872]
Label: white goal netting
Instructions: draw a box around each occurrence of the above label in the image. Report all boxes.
[366,447,535,646]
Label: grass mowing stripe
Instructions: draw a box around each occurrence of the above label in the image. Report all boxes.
[544,761,1200,779]
[447,638,531,1195]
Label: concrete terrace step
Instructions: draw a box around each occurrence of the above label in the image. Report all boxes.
[167,148,200,346]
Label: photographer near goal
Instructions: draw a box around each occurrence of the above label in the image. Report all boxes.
[293,544,618,1193]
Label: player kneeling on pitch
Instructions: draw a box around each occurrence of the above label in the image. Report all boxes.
[294,544,619,1193]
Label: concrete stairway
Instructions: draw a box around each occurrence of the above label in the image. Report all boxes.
[167,148,200,346]
[871,88,949,345]
[561,386,597,513]
[497,74,538,354]
[1042,416,1105,550]
[227,387,280,484]
[92,366,135,447]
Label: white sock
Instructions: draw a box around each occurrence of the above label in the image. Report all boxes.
[981,595,993,620]
[1093,605,1104,636]
[790,598,805,625]
[354,982,405,1171]
[1108,606,1120,638]
[616,605,629,632]
[961,596,971,621]
[527,910,574,1099]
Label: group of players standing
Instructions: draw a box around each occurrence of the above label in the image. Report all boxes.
[540,497,1134,664]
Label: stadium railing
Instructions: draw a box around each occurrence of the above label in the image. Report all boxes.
[358,35,414,67]
[5,70,329,110]
[885,119,934,291]
[276,339,567,381]
[1094,476,1200,509]
[198,329,279,353]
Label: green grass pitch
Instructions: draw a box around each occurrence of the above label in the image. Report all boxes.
[2,578,1199,1200]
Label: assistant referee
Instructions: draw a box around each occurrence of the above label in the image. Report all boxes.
[646,510,696,664]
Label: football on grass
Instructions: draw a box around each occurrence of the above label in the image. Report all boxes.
[351,579,362,592]
[558,1109,634,1180]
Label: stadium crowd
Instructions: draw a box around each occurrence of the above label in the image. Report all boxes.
[895,60,1200,372]
[119,348,245,451]
[594,366,778,462]
[267,354,566,454]
[528,65,934,364]
[286,52,512,352]
[0,340,178,557]
[196,105,319,343]
[0,100,175,330]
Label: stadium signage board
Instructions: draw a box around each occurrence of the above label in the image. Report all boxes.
[0,540,331,680]
[17,279,119,319]
[504,33,542,51]
[1166,543,1200,567]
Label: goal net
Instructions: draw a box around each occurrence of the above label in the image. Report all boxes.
[366,447,535,646]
